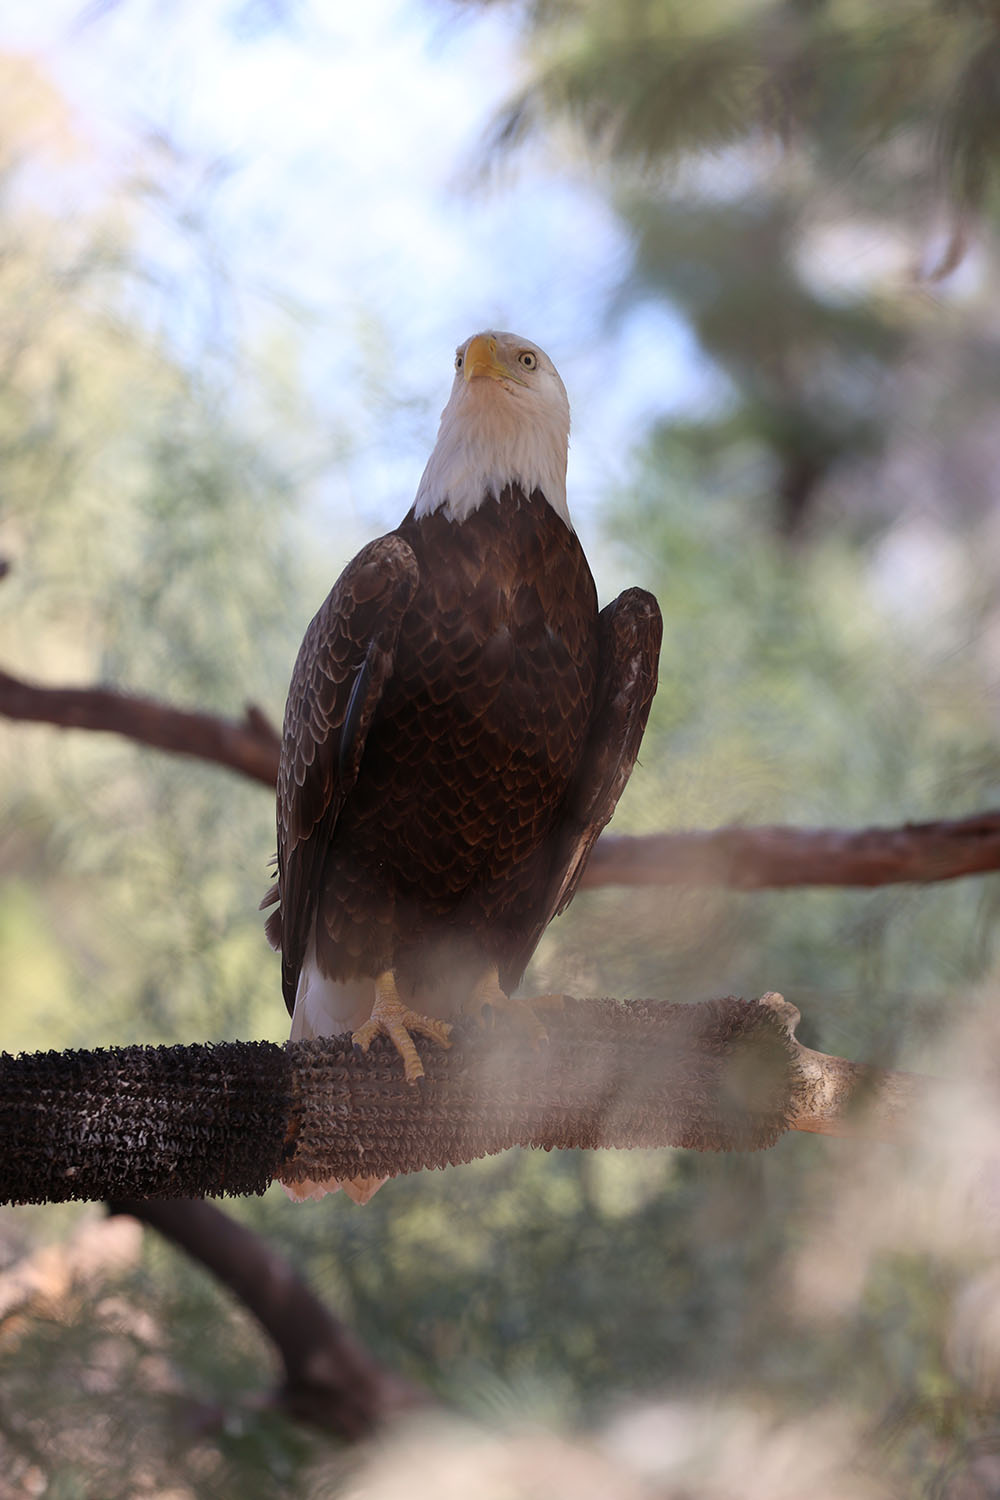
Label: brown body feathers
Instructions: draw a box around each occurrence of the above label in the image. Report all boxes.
[264,483,662,1015]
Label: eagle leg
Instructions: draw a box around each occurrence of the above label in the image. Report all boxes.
[464,968,564,1044]
[352,969,452,1084]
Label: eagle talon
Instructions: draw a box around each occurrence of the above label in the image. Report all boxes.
[531,992,567,1015]
[463,969,552,1046]
[351,971,452,1085]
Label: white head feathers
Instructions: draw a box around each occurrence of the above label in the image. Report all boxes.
[413,331,572,529]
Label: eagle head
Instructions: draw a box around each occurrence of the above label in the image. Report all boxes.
[413,331,572,528]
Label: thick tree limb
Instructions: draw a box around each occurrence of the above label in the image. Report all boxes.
[580,818,1000,889]
[106,1198,425,1435]
[2,662,998,890]
[0,995,932,1206]
[0,667,281,785]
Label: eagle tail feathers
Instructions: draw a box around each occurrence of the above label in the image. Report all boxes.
[282,958,386,1202]
[263,906,281,952]
[289,960,374,1042]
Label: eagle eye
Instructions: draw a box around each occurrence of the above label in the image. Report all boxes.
[454,352,464,371]
[518,351,537,370]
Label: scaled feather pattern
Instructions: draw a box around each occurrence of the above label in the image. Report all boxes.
[264,331,662,1200]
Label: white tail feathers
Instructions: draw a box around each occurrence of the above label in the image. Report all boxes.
[289,946,374,1041]
[282,948,387,1204]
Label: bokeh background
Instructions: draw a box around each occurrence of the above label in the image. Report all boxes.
[4,1,1000,1494]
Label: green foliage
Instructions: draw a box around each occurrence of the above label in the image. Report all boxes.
[0,51,325,1053]
[0,1219,316,1498]
[491,0,1000,211]
[485,0,1000,537]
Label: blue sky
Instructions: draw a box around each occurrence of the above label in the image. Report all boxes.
[3,0,701,547]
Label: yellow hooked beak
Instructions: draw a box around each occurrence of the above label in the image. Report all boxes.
[463,333,525,386]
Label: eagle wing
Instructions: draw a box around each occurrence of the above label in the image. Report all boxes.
[502,585,662,988]
[262,535,420,1014]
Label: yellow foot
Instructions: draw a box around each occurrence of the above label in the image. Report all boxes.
[352,970,452,1083]
[464,970,564,1045]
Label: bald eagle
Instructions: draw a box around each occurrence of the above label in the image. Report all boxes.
[263,332,662,1201]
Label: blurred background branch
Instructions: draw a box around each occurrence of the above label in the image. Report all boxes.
[580,815,1000,890]
[0,664,281,784]
[106,1198,427,1437]
[4,658,1000,889]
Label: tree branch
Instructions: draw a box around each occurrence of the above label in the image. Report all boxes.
[0,995,932,1207]
[580,816,1000,889]
[0,666,281,785]
[3,661,998,890]
[106,1198,426,1435]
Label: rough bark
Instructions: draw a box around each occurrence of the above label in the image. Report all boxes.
[0,994,933,1206]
